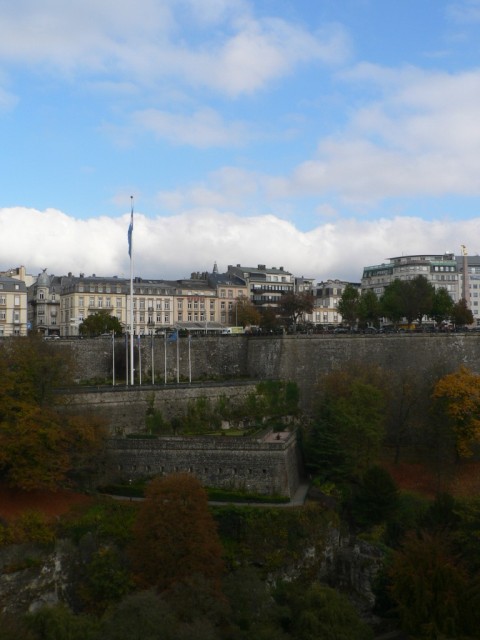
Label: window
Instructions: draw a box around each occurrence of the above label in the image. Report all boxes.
[89,297,94,307]
[116,297,122,308]
[39,290,45,300]
[14,295,20,306]
[98,297,103,308]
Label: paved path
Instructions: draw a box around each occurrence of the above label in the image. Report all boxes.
[208,482,310,508]
[107,482,310,508]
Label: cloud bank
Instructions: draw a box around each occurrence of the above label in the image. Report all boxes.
[1,207,477,283]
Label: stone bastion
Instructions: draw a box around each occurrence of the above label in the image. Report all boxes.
[104,429,303,498]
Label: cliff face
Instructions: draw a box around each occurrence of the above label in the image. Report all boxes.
[0,540,79,615]
[0,525,383,617]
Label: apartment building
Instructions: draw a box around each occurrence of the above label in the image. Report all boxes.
[309,279,360,327]
[60,273,129,336]
[129,278,175,336]
[362,253,460,301]
[0,276,28,336]
[226,264,294,308]
[28,270,62,336]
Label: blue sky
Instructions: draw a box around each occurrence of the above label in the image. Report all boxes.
[1,0,480,281]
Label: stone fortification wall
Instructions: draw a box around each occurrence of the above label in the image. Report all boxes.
[104,430,302,497]
[66,333,480,413]
[61,381,258,434]
[66,334,248,384]
[266,333,480,412]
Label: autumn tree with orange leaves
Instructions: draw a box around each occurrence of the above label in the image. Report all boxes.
[0,335,106,490]
[432,366,480,460]
[129,474,225,593]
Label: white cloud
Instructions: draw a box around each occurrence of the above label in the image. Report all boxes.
[0,1,348,96]
[263,65,480,204]
[1,206,479,283]
[132,107,251,147]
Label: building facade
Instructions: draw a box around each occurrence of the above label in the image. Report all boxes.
[226,264,294,308]
[362,253,460,302]
[28,270,62,336]
[0,276,28,336]
[456,254,480,326]
[308,279,360,327]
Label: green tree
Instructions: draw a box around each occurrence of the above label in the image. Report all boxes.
[26,604,100,640]
[129,474,225,593]
[80,310,123,337]
[350,465,399,529]
[431,287,454,325]
[451,298,474,326]
[275,581,373,640]
[305,367,387,480]
[78,547,133,615]
[410,275,435,325]
[381,279,410,326]
[337,284,360,327]
[279,292,314,331]
[357,289,382,329]
[100,590,177,640]
[0,336,105,490]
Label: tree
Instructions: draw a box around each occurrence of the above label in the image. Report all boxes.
[129,474,225,593]
[451,298,474,326]
[380,279,409,326]
[409,275,435,325]
[350,466,399,528]
[337,284,360,327]
[0,335,106,490]
[431,287,454,325]
[357,289,382,328]
[305,366,387,480]
[275,581,373,640]
[432,366,480,459]
[279,292,314,331]
[80,310,123,337]
[258,306,279,332]
[233,297,261,328]
[389,532,469,639]
[26,604,100,640]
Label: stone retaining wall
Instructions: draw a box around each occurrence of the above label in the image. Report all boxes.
[105,430,302,498]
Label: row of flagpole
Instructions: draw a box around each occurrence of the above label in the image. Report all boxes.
[124,199,192,386]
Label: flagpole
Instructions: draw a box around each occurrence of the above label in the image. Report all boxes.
[129,196,135,386]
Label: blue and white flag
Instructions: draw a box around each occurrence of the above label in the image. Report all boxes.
[128,209,133,258]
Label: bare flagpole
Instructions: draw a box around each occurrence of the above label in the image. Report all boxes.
[128,196,135,385]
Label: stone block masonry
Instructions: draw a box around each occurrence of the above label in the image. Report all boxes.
[104,430,303,498]
[61,381,259,434]
[66,333,480,415]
